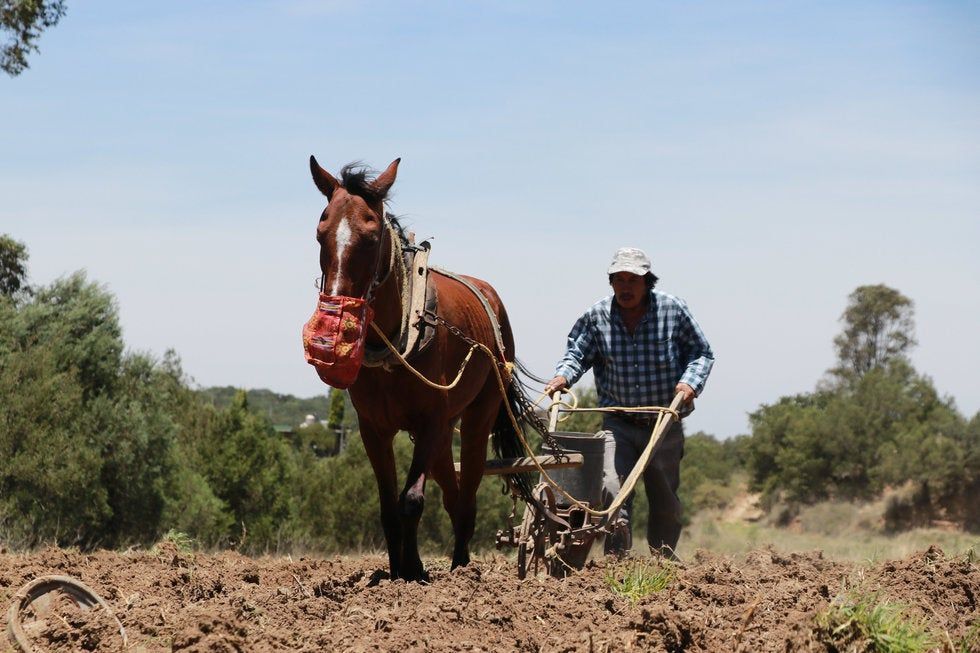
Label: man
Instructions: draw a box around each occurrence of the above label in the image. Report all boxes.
[544,247,714,556]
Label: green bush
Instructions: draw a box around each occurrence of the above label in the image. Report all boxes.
[680,432,742,515]
[746,360,979,527]
[195,391,297,552]
[0,346,110,546]
[161,465,234,548]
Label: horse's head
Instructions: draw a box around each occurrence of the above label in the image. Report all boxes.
[309,156,400,298]
[303,156,400,389]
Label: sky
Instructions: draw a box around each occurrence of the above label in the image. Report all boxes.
[2,1,978,439]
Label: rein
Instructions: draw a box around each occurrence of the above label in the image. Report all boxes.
[361,216,417,367]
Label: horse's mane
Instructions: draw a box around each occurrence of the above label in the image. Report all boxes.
[339,162,411,245]
[387,214,411,246]
[340,162,388,204]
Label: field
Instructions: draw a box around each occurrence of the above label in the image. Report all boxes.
[2,538,978,652]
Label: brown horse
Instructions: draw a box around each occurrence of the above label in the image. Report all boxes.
[307,156,534,581]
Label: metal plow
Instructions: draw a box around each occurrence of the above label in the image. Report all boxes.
[492,391,683,578]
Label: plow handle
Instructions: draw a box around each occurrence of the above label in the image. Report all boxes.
[548,391,562,432]
[600,391,686,527]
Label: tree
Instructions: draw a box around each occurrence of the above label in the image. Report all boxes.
[196,391,297,552]
[0,346,111,546]
[832,284,916,381]
[156,352,237,547]
[93,352,183,547]
[0,267,178,547]
[327,389,345,428]
[679,432,743,514]
[326,388,346,452]
[1,0,66,76]
[0,234,28,297]
[746,357,977,517]
[15,271,123,398]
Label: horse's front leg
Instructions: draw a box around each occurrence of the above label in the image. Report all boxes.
[360,422,401,579]
[399,422,452,582]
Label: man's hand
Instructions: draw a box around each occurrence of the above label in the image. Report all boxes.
[675,382,696,405]
[544,375,568,396]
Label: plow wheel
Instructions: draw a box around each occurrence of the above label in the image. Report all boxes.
[516,483,563,579]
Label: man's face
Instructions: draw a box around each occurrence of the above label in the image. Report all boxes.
[611,272,647,311]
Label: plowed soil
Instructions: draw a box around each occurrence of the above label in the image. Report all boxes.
[2,543,977,652]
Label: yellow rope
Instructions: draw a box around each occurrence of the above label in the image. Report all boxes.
[370,322,478,391]
[533,390,680,425]
[564,404,679,418]
[370,317,683,520]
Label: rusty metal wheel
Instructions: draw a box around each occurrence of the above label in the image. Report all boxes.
[516,483,559,579]
[6,575,128,653]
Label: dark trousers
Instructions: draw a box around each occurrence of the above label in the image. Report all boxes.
[601,414,685,553]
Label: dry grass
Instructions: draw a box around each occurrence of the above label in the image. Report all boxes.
[677,506,980,562]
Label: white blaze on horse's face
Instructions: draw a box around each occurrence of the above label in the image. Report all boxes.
[327,207,354,296]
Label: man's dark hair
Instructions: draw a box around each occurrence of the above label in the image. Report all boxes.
[609,272,658,289]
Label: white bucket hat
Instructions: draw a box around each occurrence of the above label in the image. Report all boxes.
[607,247,651,276]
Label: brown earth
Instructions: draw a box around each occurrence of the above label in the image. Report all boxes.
[1,543,977,652]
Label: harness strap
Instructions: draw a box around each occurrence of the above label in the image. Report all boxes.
[430,266,508,360]
[362,223,507,372]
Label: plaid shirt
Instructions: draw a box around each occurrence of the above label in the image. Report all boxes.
[555,290,714,413]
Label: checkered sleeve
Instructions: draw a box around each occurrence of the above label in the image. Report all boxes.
[675,300,714,395]
[554,311,597,386]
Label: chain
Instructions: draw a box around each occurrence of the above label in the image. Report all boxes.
[420,309,492,356]
[419,308,565,454]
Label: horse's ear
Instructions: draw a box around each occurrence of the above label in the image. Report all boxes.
[310,155,340,200]
[372,158,401,197]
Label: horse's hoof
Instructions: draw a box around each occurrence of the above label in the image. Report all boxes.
[400,568,429,584]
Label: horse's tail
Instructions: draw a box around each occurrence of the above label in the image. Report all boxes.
[491,373,545,505]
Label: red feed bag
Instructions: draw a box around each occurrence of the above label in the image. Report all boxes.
[302,294,375,389]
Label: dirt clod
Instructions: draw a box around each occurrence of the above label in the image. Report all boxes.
[1,545,976,651]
